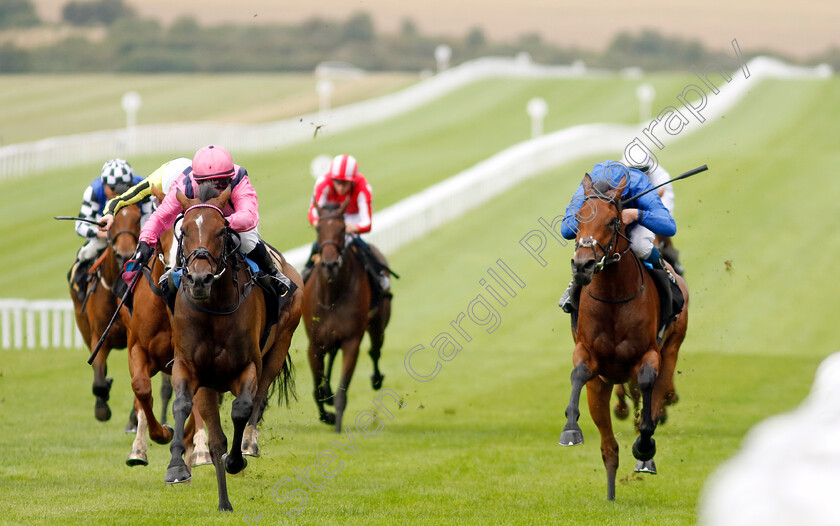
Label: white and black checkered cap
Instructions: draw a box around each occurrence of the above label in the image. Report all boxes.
[100,158,134,186]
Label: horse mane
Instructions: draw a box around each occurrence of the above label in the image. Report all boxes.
[197,182,220,203]
[319,202,344,219]
[592,179,614,196]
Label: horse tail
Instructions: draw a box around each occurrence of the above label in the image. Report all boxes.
[267,351,297,408]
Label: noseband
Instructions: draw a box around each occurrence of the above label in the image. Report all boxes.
[574,195,645,304]
[574,196,632,273]
[177,204,233,280]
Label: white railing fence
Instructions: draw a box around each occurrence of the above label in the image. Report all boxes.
[0,56,606,181]
[1,57,829,349]
[0,299,84,350]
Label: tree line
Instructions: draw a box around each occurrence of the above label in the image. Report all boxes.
[1,0,834,73]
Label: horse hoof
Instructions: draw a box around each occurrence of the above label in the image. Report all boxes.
[558,428,584,446]
[632,436,656,461]
[223,453,247,475]
[126,450,148,467]
[614,402,630,420]
[164,464,191,484]
[634,459,657,474]
[124,423,137,434]
[242,443,260,457]
[319,412,336,425]
[94,400,112,422]
[152,424,174,445]
[191,450,213,467]
[371,373,384,391]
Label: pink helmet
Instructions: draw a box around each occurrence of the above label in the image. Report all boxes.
[328,154,359,182]
[192,145,235,180]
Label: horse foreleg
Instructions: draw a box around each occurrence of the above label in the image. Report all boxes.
[225,362,257,477]
[129,345,172,445]
[334,338,362,434]
[653,313,687,425]
[159,373,173,426]
[243,330,294,457]
[164,364,196,484]
[309,343,335,425]
[126,400,149,467]
[632,353,660,468]
[367,301,389,391]
[194,387,232,512]
[559,345,592,446]
[613,384,630,420]
[90,341,112,422]
[586,377,619,501]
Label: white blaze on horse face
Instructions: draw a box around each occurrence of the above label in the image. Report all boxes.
[195,215,204,245]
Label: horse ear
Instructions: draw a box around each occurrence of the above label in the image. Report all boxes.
[609,176,628,201]
[582,173,593,195]
[216,186,232,208]
[150,184,166,203]
[337,197,350,215]
[175,189,190,210]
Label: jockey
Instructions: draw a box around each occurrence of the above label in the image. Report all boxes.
[303,154,390,298]
[122,145,291,296]
[98,157,193,230]
[558,160,676,313]
[69,158,149,300]
[622,156,685,275]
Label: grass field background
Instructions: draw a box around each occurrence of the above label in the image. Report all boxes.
[0,72,838,524]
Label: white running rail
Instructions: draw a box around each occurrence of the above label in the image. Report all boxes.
[1,57,830,349]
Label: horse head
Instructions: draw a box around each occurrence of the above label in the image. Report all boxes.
[104,185,141,271]
[572,172,627,286]
[176,183,232,301]
[314,199,350,282]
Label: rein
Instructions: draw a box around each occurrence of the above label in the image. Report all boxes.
[575,196,645,304]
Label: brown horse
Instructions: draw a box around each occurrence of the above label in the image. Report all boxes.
[558,174,688,500]
[163,184,302,512]
[121,226,211,468]
[303,201,391,433]
[70,189,139,422]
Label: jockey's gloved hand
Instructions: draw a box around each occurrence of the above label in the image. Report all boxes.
[121,241,153,288]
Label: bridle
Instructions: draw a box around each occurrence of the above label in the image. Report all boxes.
[176,204,234,281]
[574,195,645,304]
[174,203,252,315]
[316,216,347,268]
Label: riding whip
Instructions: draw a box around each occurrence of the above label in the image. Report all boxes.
[621,164,708,205]
[54,215,103,226]
[87,267,143,365]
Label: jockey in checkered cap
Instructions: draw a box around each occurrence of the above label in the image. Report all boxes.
[68,159,150,300]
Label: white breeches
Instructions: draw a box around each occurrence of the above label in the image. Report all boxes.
[78,237,108,262]
[628,224,655,260]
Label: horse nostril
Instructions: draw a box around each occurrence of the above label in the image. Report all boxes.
[201,274,214,287]
[583,260,596,273]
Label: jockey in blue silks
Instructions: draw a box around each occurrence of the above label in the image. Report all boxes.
[558,160,676,313]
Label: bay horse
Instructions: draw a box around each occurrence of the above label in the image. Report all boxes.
[121,224,211,468]
[558,174,688,500]
[163,183,302,512]
[303,201,391,433]
[70,188,139,423]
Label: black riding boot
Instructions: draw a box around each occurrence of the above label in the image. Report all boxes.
[661,244,685,276]
[70,258,93,301]
[558,280,582,313]
[248,241,291,296]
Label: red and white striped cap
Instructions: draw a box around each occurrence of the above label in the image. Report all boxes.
[328,154,358,181]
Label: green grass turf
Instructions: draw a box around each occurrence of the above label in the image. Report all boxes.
[0,73,418,145]
[0,74,838,524]
[1,74,694,299]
